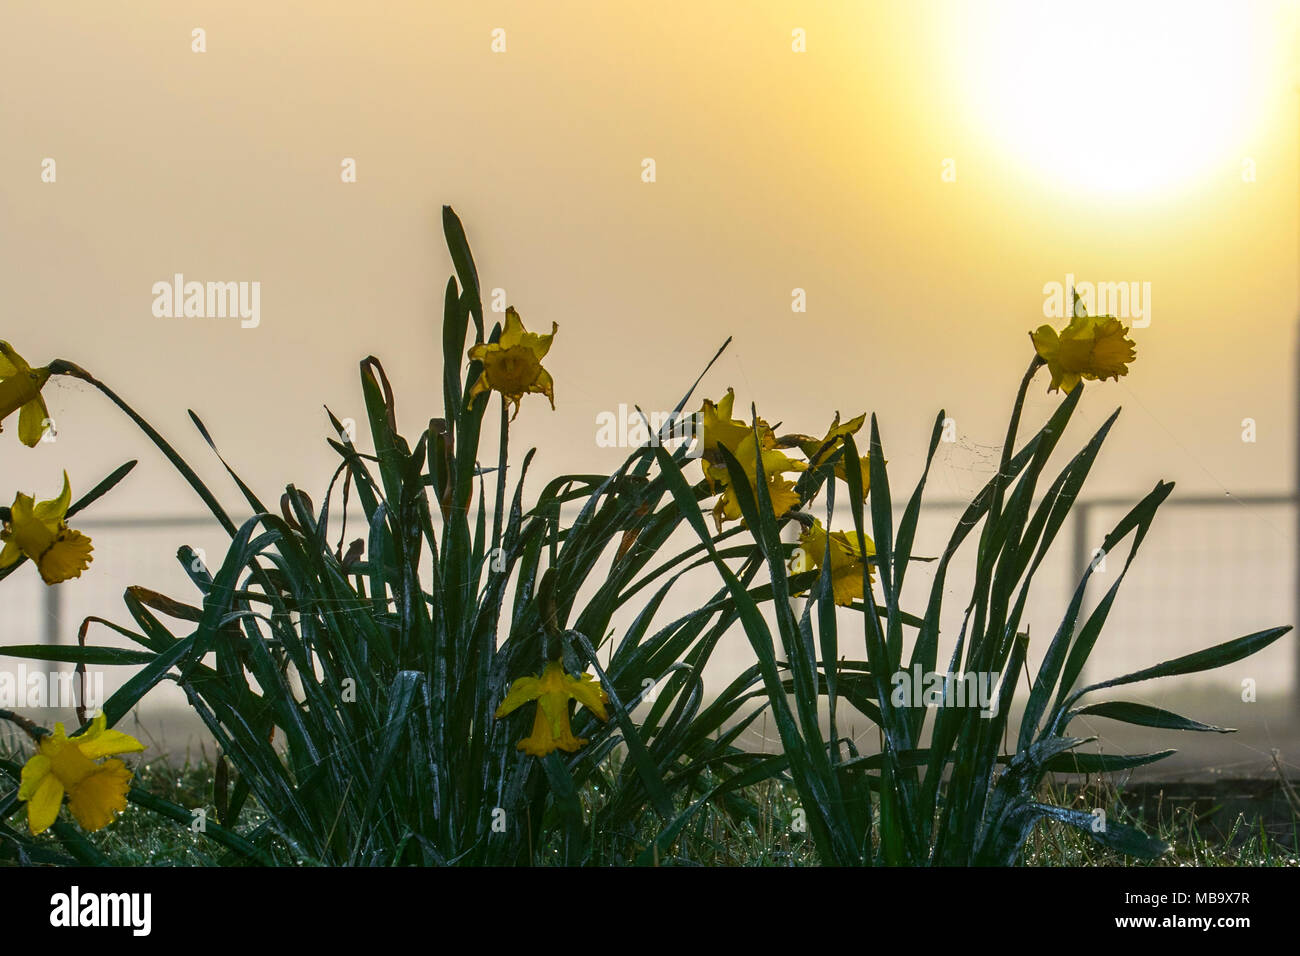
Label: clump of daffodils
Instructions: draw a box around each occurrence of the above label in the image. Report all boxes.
[694,388,879,606]
[698,388,871,532]
[485,296,1141,753]
[18,713,145,835]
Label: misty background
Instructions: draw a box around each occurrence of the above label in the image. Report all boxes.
[1,1,1297,777]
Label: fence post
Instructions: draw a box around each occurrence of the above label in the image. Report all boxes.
[1070,502,1090,688]
[42,582,60,683]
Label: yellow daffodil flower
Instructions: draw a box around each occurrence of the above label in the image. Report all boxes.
[0,471,94,584]
[494,660,609,757]
[18,713,144,834]
[833,454,880,496]
[699,389,751,466]
[708,431,806,531]
[694,389,800,528]
[790,519,875,606]
[697,388,776,488]
[793,412,866,464]
[1031,302,1136,394]
[467,307,556,418]
[0,341,53,447]
[786,412,884,498]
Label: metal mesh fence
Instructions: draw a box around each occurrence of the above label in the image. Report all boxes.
[0,497,1293,773]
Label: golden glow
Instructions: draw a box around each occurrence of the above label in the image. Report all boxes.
[949,1,1285,196]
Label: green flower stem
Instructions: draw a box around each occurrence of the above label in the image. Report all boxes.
[49,359,237,537]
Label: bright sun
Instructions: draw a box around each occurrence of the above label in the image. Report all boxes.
[951,0,1284,196]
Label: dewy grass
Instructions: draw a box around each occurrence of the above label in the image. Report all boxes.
[2,741,1291,868]
[0,212,1291,867]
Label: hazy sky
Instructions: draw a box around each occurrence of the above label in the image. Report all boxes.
[4,2,1300,768]
[2,0,1298,523]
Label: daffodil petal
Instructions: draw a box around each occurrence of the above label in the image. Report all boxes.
[9,491,35,526]
[32,471,71,525]
[17,394,50,448]
[73,714,145,759]
[1031,325,1060,362]
[523,322,557,361]
[566,674,609,721]
[26,772,64,835]
[0,539,22,569]
[499,308,526,348]
[0,341,27,377]
[17,753,52,801]
[494,675,543,718]
[532,367,555,409]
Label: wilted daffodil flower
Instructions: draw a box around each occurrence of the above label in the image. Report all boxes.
[467,307,557,418]
[0,341,53,447]
[833,454,882,495]
[18,713,144,835]
[0,471,94,584]
[494,660,609,757]
[789,412,883,498]
[1030,301,1136,394]
[793,412,866,464]
[791,519,875,606]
